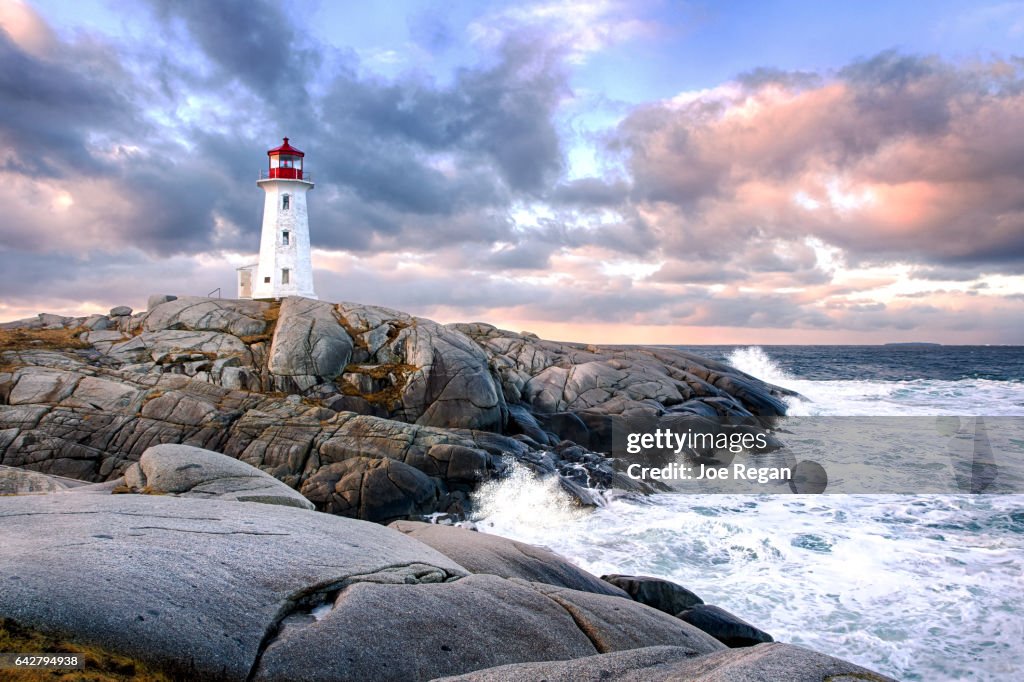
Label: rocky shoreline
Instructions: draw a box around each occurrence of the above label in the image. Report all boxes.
[2,445,894,681]
[0,295,795,519]
[0,295,895,680]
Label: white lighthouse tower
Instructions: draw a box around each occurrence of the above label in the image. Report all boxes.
[237,138,317,300]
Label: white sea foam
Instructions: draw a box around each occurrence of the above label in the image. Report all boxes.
[728,346,795,387]
[473,347,1024,681]
[727,346,1024,417]
[471,462,588,531]
[477,490,1024,681]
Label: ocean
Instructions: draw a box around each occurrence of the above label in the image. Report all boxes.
[472,345,1024,681]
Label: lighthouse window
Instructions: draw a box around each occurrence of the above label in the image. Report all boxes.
[282,194,290,210]
[264,277,270,283]
[282,231,290,245]
[282,269,290,284]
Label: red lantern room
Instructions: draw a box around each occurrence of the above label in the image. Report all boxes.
[264,137,305,180]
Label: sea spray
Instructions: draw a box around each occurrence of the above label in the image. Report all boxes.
[471,462,588,531]
[727,346,796,388]
[726,346,813,415]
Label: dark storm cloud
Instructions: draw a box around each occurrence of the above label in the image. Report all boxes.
[314,30,567,214]
[650,261,747,284]
[144,0,319,106]
[0,31,141,178]
[664,292,836,330]
[0,3,573,261]
[455,34,568,193]
[483,239,554,270]
[839,51,961,139]
[734,67,822,90]
[0,250,215,314]
[523,286,678,324]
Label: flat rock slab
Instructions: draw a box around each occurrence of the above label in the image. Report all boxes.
[0,494,467,681]
[106,330,249,364]
[254,572,719,682]
[390,521,630,598]
[433,645,708,681]
[142,296,268,337]
[0,464,77,494]
[126,443,314,510]
[254,574,599,682]
[434,642,897,682]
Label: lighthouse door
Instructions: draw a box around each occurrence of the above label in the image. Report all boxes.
[238,268,253,299]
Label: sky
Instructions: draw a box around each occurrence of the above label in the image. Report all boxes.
[1,0,1023,344]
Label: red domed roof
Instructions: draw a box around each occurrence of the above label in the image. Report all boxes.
[267,137,304,157]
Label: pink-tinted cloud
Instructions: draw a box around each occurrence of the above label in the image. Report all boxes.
[617,52,1024,268]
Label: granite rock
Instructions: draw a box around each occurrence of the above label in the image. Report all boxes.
[269,297,353,391]
[253,574,599,682]
[518,580,723,655]
[677,604,775,648]
[390,521,629,598]
[1,295,797,517]
[434,642,896,681]
[142,296,268,337]
[124,443,313,509]
[301,457,442,522]
[602,574,705,616]
[0,493,467,681]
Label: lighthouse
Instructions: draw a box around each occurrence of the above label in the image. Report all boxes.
[237,138,317,300]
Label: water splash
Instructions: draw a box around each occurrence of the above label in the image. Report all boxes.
[471,463,588,533]
[724,346,815,414]
[726,346,795,387]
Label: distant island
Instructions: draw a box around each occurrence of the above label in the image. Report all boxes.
[884,342,942,346]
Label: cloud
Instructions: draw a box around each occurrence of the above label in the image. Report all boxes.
[144,0,320,106]
[614,52,1024,272]
[468,0,660,65]
[0,30,141,178]
[0,1,1022,343]
[910,265,986,281]
[0,0,55,57]
[0,3,573,261]
[314,30,568,211]
[549,177,630,206]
